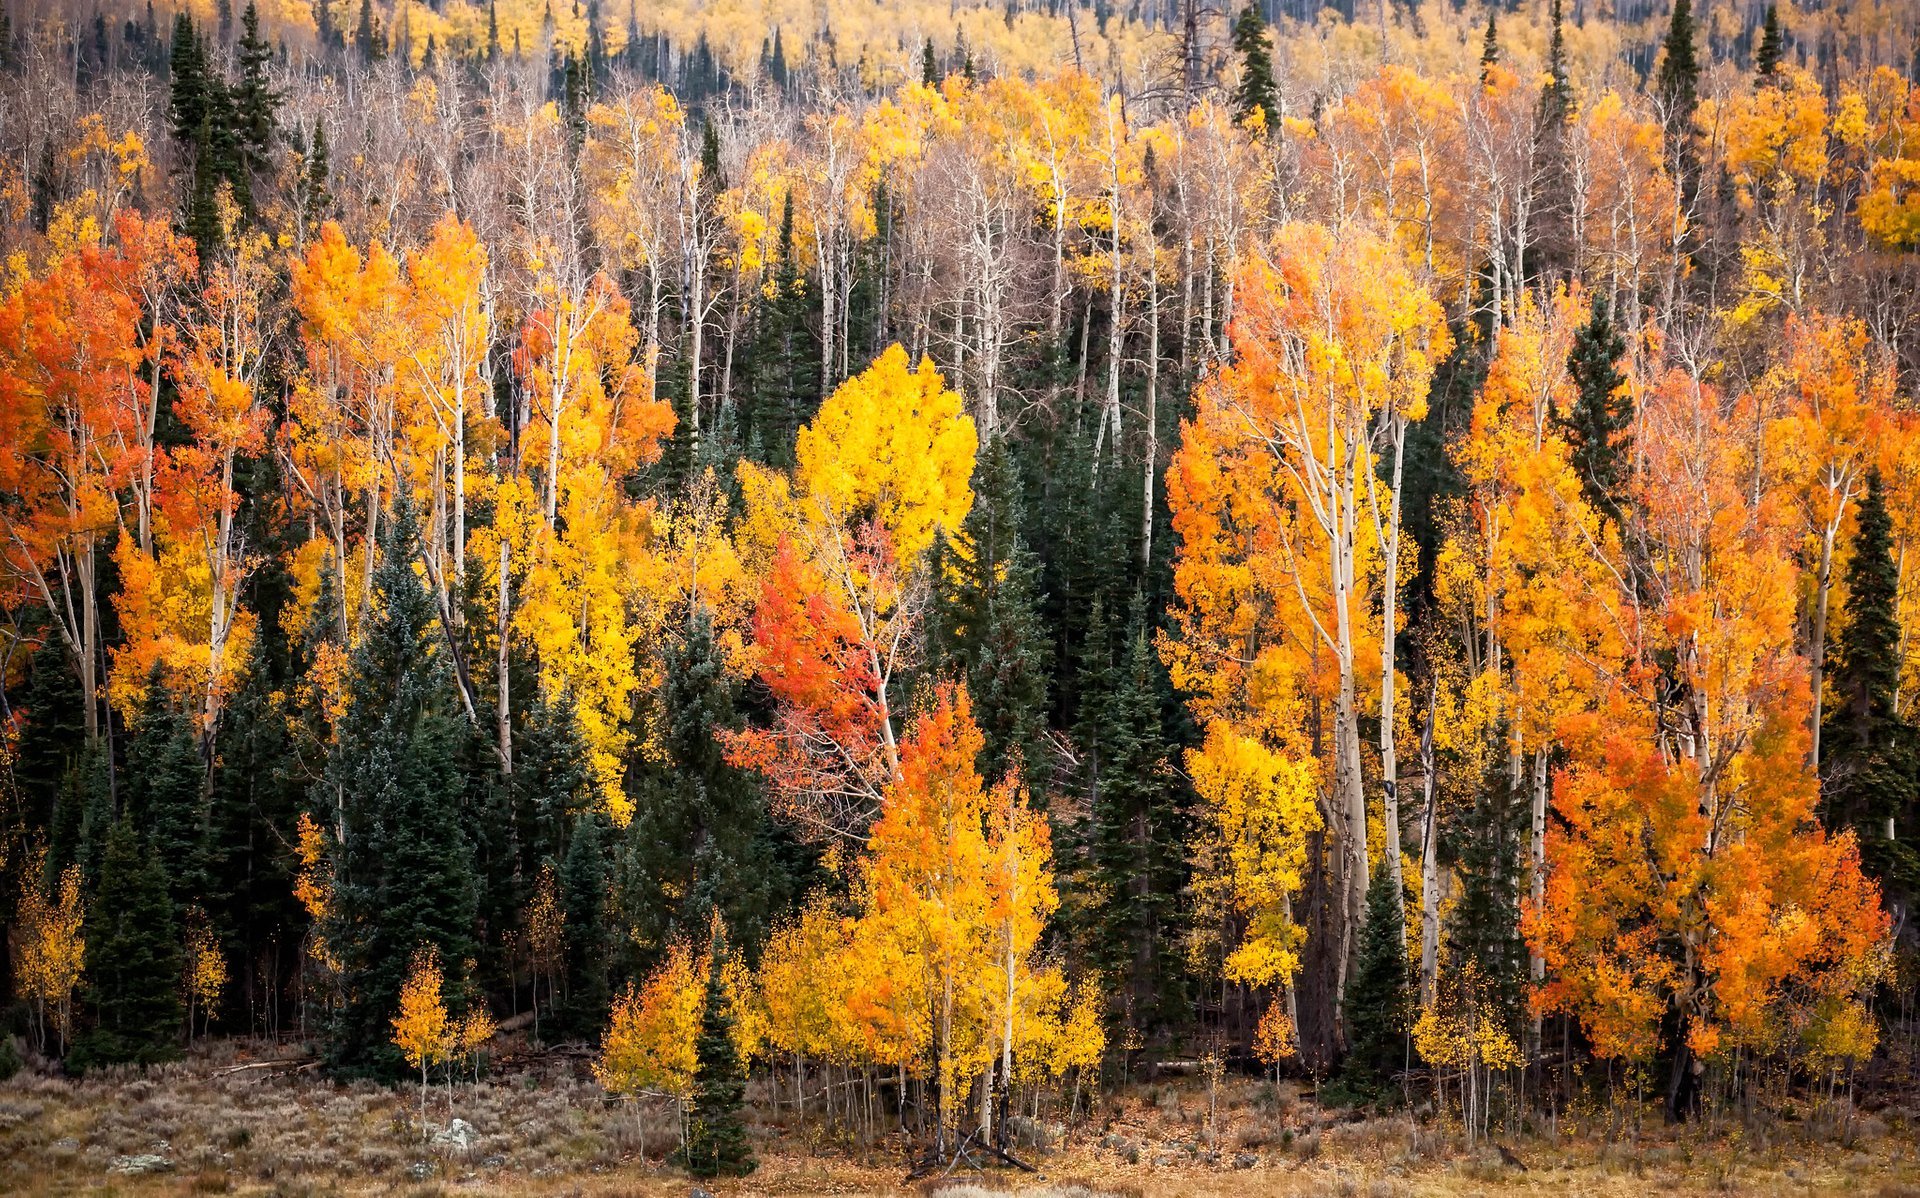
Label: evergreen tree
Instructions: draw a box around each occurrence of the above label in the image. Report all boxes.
[1658,0,1700,131]
[768,26,787,90]
[1441,741,1530,1035]
[1080,601,1189,1043]
[47,741,113,891]
[15,639,87,831]
[621,610,779,954]
[168,16,208,144]
[556,811,611,1033]
[1557,295,1632,519]
[124,678,208,913]
[934,434,1052,785]
[204,633,300,1024]
[321,496,477,1075]
[486,0,499,60]
[682,924,755,1178]
[74,819,183,1067]
[921,35,937,86]
[1479,9,1499,84]
[356,0,380,63]
[231,1,278,187]
[1340,860,1410,1094]
[1756,4,1783,81]
[1541,0,1572,122]
[1822,470,1920,901]
[1230,5,1279,132]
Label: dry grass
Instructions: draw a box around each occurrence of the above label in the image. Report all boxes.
[1,1043,1916,1196]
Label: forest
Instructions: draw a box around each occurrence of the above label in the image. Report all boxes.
[0,0,1918,1191]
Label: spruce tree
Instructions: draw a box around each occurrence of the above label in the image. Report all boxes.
[1442,741,1530,1036]
[934,434,1051,786]
[768,26,787,90]
[124,677,208,913]
[321,496,477,1075]
[1756,4,1783,81]
[1478,9,1499,84]
[356,0,380,63]
[1230,5,1279,132]
[1558,294,1632,519]
[1541,0,1572,123]
[1822,470,1920,901]
[622,610,779,954]
[74,820,183,1068]
[556,811,611,1033]
[683,925,755,1178]
[168,15,209,144]
[921,36,936,86]
[232,2,278,187]
[1080,602,1189,1044]
[15,639,87,831]
[486,0,499,60]
[1340,860,1410,1094]
[1658,0,1700,132]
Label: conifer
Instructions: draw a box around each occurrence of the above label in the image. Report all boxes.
[683,924,754,1178]
[1230,5,1279,131]
[74,820,182,1067]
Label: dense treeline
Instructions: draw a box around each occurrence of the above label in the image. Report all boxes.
[0,0,1918,1161]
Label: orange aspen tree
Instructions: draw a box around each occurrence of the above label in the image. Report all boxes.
[0,221,164,738]
[1166,220,1446,1030]
[730,344,976,840]
[1525,367,1890,1111]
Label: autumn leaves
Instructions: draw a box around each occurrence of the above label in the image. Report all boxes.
[1168,216,1900,1093]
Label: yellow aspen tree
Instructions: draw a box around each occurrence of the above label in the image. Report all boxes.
[392,946,452,1137]
[182,909,228,1041]
[525,861,564,1041]
[12,852,85,1056]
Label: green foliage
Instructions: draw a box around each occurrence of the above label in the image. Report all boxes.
[682,926,755,1179]
[1341,861,1410,1094]
[74,819,182,1068]
[1658,0,1700,127]
[1230,5,1279,132]
[1077,599,1189,1045]
[124,677,207,914]
[1756,4,1783,80]
[320,497,477,1076]
[1558,295,1632,520]
[621,610,782,957]
[934,434,1052,786]
[1823,470,1920,901]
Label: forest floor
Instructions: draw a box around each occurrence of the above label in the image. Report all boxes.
[1,1039,1916,1197]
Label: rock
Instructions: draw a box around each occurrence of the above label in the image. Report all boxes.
[478,1154,506,1169]
[691,1189,716,1198]
[1235,1153,1259,1170]
[407,1161,434,1181]
[107,1154,172,1175]
[1007,1115,1058,1152]
[431,1118,476,1153]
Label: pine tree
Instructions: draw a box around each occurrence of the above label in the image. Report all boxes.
[921,36,937,86]
[1822,470,1920,901]
[1541,0,1572,122]
[168,15,209,144]
[124,677,208,914]
[934,434,1052,785]
[621,610,779,954]
[1478,9,1499,84]
[1557,295,1632,520]
[1230,5,1279,132]
[1658,0,1700,130]
[683,924,754,1178]
[231,1,278,188]
[486,0,499,60]
[768,26,787,90]
[321,496,478,1075]
[1340,860,1410,1093]
[1442,740,1530,1036]
[205,633,300,1024]
[556,811,611,1033]
[356,0,380,63]
[1081,601,1189,1044]
[73,820,183,1068]
[15,640,87,832]
[1755,4,1783,81]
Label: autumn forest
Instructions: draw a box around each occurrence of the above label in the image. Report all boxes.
[0,0,1919,1190]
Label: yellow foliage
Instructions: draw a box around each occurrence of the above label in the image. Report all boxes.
[595,940,703,1101]
[391,946,452,1073]
[795,344,977,563]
